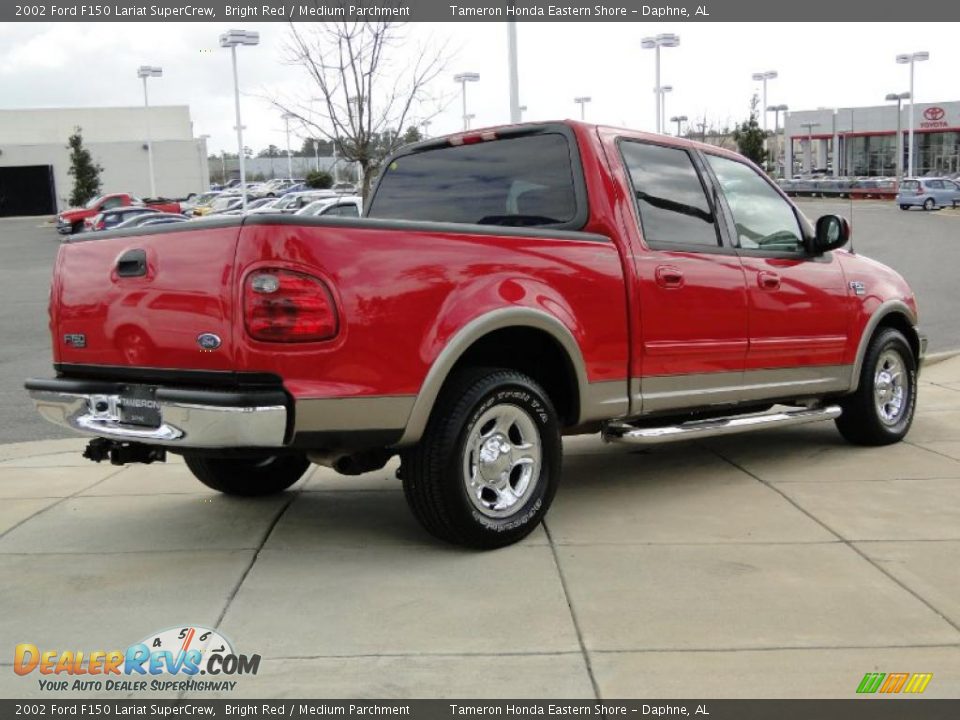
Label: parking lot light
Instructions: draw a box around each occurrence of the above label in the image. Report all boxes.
[574,96,592,121]
[219,29,260,211]
[885,92,910,180]
[766,104,788,134]
[800,121,820,174]
[641,33,679,133]
[670,114,688,137]
[136,65,162,198]
[896,51,929,178]
[282,113,295,180]
[658,85,673,135]
[752,71,778,132]
[453,72,480,131]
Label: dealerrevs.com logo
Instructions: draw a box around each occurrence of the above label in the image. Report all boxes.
[14,626,260,693]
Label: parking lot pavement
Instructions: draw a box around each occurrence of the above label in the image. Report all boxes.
[0,358,957,700]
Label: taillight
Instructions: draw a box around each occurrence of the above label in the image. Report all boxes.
[244,269,338,342]
[916,188,924,196]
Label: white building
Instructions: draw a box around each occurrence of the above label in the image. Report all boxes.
[0,106,208,216]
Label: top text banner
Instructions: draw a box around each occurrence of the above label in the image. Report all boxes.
[7,0,960,22]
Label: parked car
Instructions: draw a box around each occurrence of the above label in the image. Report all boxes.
[254,190,337,214]
[331,182,358,194]
[112,212,189,230]
[56,194,180,234]
[295,195,362,218]
[897,177,960,210]
[27,121,925,549]
[180,191,221,215]
[82,206,159,232]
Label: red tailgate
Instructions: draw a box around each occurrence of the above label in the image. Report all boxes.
[55,225,240,370]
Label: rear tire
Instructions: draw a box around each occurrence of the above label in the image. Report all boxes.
[923,198,935,210]
[400,368,562,549]
[835,328,917,446]
[184,453,310,496]
[899,204,910,210]
[71,221,84,234]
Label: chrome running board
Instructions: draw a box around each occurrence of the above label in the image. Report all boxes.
[603,405,842,445]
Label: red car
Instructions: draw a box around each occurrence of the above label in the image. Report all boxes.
[56,193,181,235]
[28,122,926,548]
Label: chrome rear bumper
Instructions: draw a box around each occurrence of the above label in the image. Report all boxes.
[25,378,288,448]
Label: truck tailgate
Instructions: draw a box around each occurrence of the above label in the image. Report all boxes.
[55,224,240,371]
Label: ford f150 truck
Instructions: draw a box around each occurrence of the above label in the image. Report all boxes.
[56,194,182,234]
[28,122,926,548]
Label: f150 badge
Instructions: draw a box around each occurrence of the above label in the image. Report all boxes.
[63,333,86,348]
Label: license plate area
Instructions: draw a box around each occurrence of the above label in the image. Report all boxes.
[117,385,161,428]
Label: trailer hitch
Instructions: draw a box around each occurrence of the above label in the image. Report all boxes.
[82,438,166,466]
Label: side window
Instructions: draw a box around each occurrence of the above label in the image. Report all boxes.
[706,154,804,253]
[102,197,122,210]
[328,204,360,217]
[620,141,720,249]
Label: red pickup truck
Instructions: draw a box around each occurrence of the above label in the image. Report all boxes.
[28,122,925,548]
[56,193,182,235]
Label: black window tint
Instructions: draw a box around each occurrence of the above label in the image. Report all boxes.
[368,133,578,227]
[620,141,719,248]
[706,154,803,254]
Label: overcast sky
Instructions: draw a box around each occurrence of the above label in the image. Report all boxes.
[0,22,957,155]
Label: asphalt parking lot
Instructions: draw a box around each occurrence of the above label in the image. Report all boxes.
[1,201,958,445]
[1,357,959,699]
[0,204,959,699]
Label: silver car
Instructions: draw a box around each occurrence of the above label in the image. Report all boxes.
[897,177,960,210]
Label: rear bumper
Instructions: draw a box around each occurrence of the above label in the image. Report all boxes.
[25,378,289,448]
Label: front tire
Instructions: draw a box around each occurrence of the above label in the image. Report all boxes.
[184,453,310,496]
[401,369,562,549]
[835,328,917,446]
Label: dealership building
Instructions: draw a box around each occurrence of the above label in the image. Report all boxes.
[0,106,208,216]
[784,100,960,177]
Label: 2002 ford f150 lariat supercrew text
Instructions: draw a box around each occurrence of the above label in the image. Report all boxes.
[27,122,926,548]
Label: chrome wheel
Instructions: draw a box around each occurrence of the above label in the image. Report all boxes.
[874,349,907,425]
[462,403,542,518]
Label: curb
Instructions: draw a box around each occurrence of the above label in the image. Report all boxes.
[925,349,960,367]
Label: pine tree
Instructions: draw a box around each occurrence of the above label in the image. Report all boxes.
[67,127,102,207]
[732,94,769,168]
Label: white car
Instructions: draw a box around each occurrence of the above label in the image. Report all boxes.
[295,195,363,218]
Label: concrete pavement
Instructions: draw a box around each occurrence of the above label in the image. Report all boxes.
[1,358,959,699]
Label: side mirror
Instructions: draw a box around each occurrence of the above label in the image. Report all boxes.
[813,214,850,253]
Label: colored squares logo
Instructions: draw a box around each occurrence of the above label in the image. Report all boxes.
[857,672,933,694]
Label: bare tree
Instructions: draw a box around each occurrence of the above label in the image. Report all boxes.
[276,22,448,199]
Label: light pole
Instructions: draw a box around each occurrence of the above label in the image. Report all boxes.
[313,138,320,173]
[507,20,520,123]
[896,51,929,178]
[219,29,260,212]
[670,114,687,137]
[464,113,476,131]
[197,134,210,192]
[453,72,480,131]
[885,92,910,180]
[800,122,820,174]
[658,85,673,135]
[751,71,778,132]
[420,119,431,138]
[282,113,295,179]
[574,96,591,121]
[767,104,789,177]
[137,65,162,198]
[519,105,527,121]
[641,33,679,134]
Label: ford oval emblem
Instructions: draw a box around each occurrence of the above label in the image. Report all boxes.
[197,333,222,351]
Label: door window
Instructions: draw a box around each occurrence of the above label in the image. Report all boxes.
[706,154,804,253]
[620,141,720,248]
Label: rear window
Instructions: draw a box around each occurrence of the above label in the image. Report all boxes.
[901,180,920,191]
[367,133,580,228]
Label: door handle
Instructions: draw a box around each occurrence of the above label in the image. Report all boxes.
[757,271,781,290]
[655,265,684,288]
